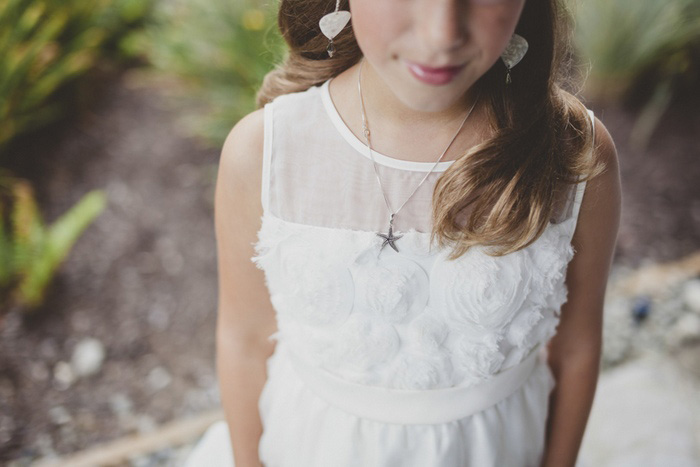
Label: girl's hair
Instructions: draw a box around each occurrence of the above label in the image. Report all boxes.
[256,0,606,259]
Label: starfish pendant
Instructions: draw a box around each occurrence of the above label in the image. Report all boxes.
[377,220,404,253]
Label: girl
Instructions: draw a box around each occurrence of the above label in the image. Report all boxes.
[186,0,621,465]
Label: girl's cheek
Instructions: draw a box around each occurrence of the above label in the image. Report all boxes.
[468,3,525,52]
[351,2,409,53]
[468,0,525,29]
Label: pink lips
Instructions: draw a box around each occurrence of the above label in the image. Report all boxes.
[404,60,465,85]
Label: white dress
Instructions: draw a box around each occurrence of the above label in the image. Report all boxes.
[183,78,595,467]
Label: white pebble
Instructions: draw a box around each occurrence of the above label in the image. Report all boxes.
[53,361,74,389]
[147,366,172,392]
[136,414,157,434]
[71,337,106,377]
[48,406,72,425]
[669,313,700,346]
[109,393,133,415]
[682,279,700,314]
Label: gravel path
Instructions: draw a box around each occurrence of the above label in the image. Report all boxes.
[1,68,220,463]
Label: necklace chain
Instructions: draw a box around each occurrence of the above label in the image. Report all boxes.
[356,57,479,253]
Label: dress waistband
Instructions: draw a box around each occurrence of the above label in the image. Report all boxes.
[285,342,544,425]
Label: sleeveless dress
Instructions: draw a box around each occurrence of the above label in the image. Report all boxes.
[184,77,595,467]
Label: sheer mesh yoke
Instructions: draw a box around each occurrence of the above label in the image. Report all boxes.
[262,79,452,234]
[262,78,592,238]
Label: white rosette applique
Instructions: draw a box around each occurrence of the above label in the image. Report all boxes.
[386,311,454,389]
[405,309,450,353]
[526,309,560,349]
[388,350,454,389]
[272,230,355,327]
[502,308,560,370]
[250,213,299,285]
[501,221,575,368]
[501,302,546,369]
[451,326,506,385]
[396,231,438,258]
[430,245,533,333]
[287,265,355,326]
[282,320,338,367]
[506,304,545,347]
[350,245,429,324]
[323,312,401,384]
[528,220,576,313]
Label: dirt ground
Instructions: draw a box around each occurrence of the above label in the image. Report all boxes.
[0,65,698,463]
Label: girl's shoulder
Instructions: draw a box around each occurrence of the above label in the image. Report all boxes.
[577,102,617,177]
[591,114,616,167]
[572,108,620,246]
[560,91,615,165]
[215,105,269,231]
[557,90,617,174]
[220,107,266,186]
[216,83,327,206]
[263,82,324,111]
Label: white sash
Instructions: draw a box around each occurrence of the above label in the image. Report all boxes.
[286,342,544,425]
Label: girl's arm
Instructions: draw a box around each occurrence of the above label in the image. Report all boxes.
[214,108,277,467]
[542,117,622,467]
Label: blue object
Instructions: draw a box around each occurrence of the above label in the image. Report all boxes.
[631,295,651,324]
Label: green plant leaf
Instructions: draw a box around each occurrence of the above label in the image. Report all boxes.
[17,190,106,308]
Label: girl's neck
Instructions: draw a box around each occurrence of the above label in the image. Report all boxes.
[328,58,491,164]
[354,57,479,129]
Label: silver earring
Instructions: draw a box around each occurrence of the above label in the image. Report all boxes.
[500,34,528,84]
[319,0,351,58]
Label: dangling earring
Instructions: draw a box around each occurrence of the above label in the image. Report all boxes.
[500,34,528,84]
[319,0,352,58]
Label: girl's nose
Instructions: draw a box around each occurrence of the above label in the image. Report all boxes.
[416,0,469,53]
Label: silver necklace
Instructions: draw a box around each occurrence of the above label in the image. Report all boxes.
[357,57,480,254]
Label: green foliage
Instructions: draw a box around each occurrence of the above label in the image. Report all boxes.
[0,170,106,314]
[574,0,700,100]
[0,0,154,152]
[574,0,700,148]
[139,0,286,145]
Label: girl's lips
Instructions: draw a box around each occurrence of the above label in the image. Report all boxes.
[404,60,465,85]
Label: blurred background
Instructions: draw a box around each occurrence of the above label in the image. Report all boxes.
[0,0,698,465]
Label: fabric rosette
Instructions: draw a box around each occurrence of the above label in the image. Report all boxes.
[430,246,533,333]
[387,350,454,389]
[283,264,355,326]
[273,231,355,326]
[451,327,506,385]
[501,308,559,370]
[350,246,430,324]
[526,220,575,311]
[323,313,401,382]
[250,212,300,279]
[282,320,338,367]
[505,303,546,348]
[405,310,450,353]
[384,311,454,389]
[498,221,575,363]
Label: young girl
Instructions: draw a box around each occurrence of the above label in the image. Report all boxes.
[185,0,620,465]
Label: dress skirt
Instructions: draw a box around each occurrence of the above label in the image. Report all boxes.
[183,338,556,467]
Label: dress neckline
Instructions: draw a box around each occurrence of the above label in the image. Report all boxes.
[319,78,457,173]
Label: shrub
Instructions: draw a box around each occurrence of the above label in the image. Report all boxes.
[0,0,153,153]
[0,170,106,317]
[573,0,700,148]
[139,0,286,146]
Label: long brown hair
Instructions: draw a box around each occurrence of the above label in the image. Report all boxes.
[256,0,606,259]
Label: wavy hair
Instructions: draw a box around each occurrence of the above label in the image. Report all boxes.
[256,0,606,259]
